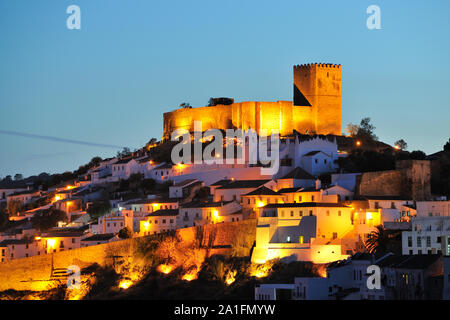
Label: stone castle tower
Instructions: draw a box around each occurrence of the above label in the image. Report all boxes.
[293,63,341,135]
[162,63,342,140]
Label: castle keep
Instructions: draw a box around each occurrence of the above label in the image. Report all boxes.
[163,63,341,140]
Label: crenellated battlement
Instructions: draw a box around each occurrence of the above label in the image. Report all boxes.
[163,63,342,140]
[294,63,341,69]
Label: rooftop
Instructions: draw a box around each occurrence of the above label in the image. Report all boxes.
[0,239,33,246]
[216,180,271,190]
[81,233,116,241]
[172,179,198,187]
[262,202,350,209]
[280,167,315,180]
[181,201,233,208]
[243,186,280,196]
[145,209,179,217]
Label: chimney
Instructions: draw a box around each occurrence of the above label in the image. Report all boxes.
[315,179,321,190]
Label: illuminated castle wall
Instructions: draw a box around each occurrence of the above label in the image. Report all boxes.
[162,63,341,140]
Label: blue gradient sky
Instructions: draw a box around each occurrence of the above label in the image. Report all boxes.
[1,0,449,177]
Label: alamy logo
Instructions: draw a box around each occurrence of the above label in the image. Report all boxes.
[66,265,81,289]
[366,265,381,290]
[66,5,81,30]
[171,121,280,175]
[366,5,381,30]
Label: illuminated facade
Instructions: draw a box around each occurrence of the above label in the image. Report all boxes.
[163,63,341,140]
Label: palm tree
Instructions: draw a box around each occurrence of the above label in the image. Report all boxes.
[364,225,390,254]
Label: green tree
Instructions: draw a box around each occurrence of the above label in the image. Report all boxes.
[410,150,427,160]
[31,209,68,231]
[7,200,23,216]
[87,201,112,219]
[444,138,450,152]
[345,123,359,137]
[364,225,402,255]
[13,173,23,181]
[394,139,408,151]
[364,225,389,254]
[356,117,378,141]
[117,147,131,159]
[118,227,133,239]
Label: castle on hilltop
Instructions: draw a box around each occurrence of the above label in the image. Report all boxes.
[162,63,341,140]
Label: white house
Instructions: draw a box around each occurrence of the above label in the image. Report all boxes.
[276,135,339,179]
[178,201,242,228]
[140,209,179,235]
[402,216,450,255]
[0,239,43,263]
[111,158,142,180]
[415,201,450,218]
[213,180,276,203]
[80,233,119,247]
[96,211,133,234]
[169,179,202,198]
[294,253,386,300]
[252,202,353,264]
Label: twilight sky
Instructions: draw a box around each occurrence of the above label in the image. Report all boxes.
[1,0,449,178]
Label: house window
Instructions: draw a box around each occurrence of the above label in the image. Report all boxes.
[332,232,338,239]
[311,196,315,201]
[60,241,64,248]
[72,238,75,244]
[309,210,313,216]
[417,237,421,247]
[299,236,304,244]
[324,159,327,164]
[300,211,303,216]
[290,211,294,217]
[315,159,318,164]
[326,211,330,216]
[162,219,166,224]
[298,196,302,202]
[426,236,431,247]
[170,219,174,224]
[338,211,341,217]
[408,236,412,247]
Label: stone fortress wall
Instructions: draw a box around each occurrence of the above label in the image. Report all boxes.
[162,63,342,140]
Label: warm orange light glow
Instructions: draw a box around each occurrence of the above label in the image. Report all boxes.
[366,211,373,220]
[212,210,219,221]
[47,239,56,249]
[257,201,265,208]
[157,264,173,274]
[34,236,41,240]
[356,140,361,147]
[54,195,61,202]
[394,145,400,150]
[215,154,221,158]
[182,272,197,281]
[143,221,150,231]
[118,279,133,289]
[66,185,74,190]
[225,271,236,285]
